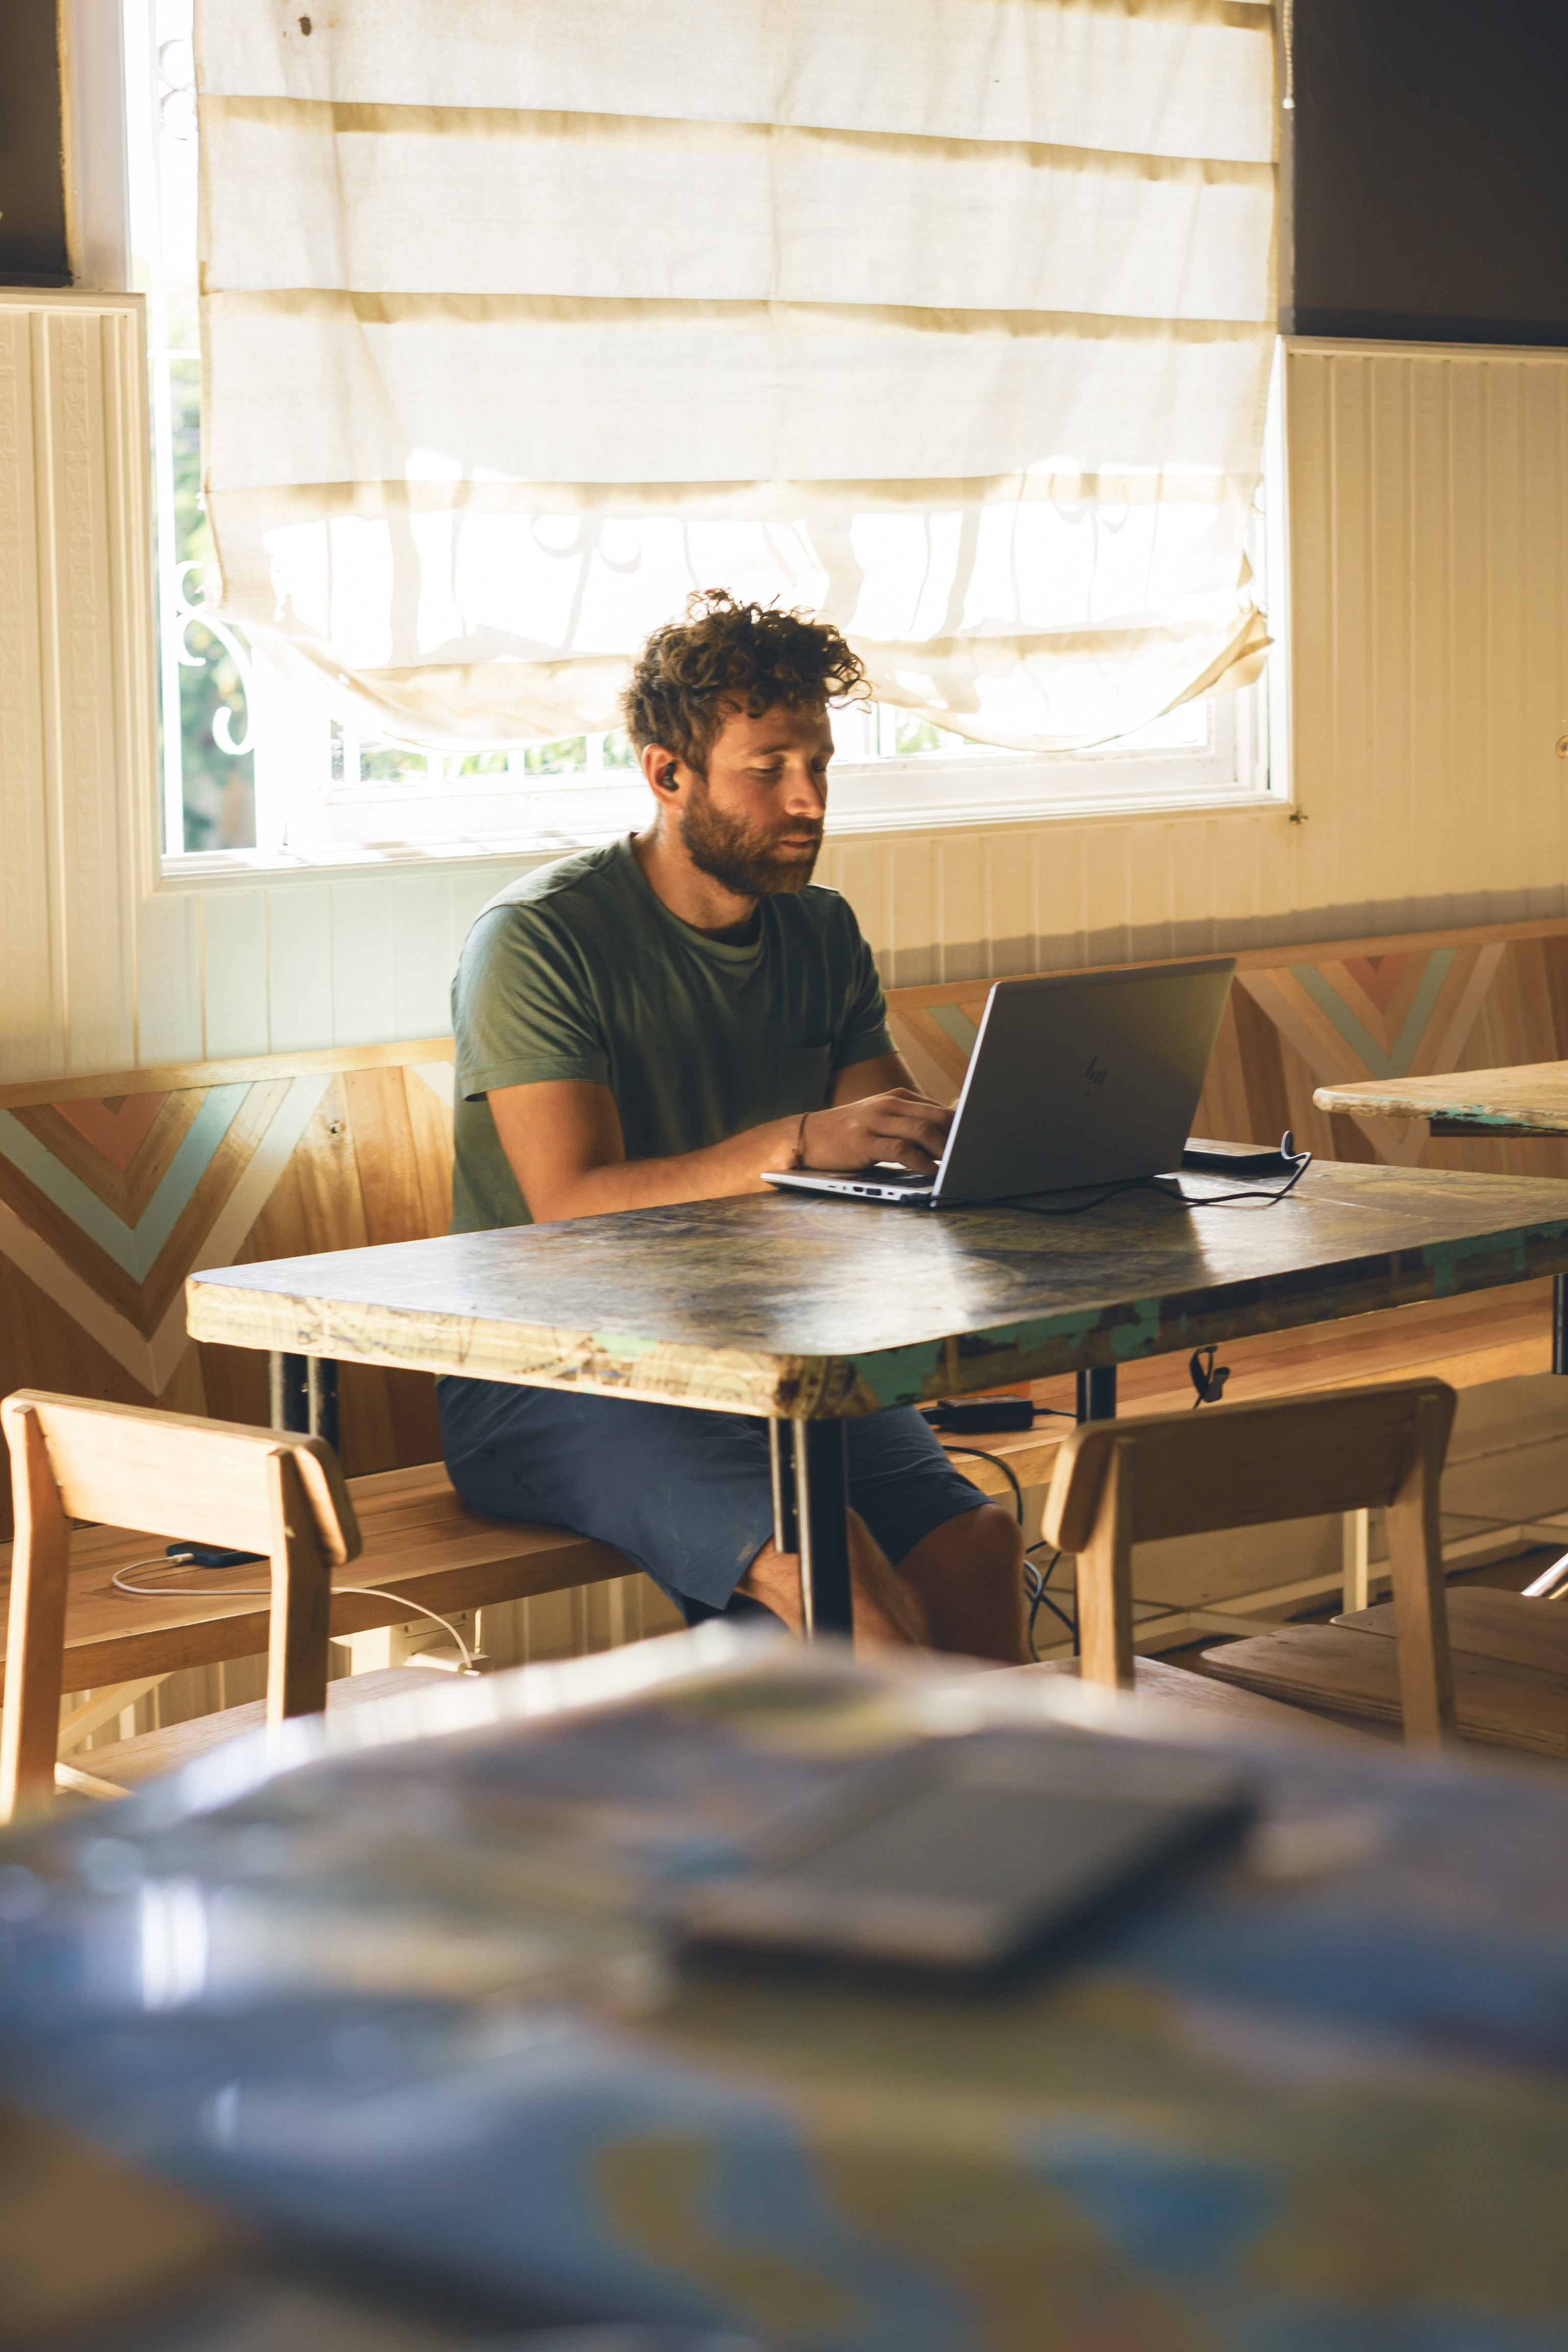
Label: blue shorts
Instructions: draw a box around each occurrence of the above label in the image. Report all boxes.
[436,1378,989,1621]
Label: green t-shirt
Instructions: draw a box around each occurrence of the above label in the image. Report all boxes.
[450,834,895,1231]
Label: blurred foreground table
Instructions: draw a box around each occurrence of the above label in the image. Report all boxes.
[2,1632,1567,2349]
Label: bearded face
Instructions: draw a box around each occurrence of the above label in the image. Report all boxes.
[678,769,824,897]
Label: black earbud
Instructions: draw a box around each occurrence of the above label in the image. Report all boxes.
[1188,1344,1231,1408]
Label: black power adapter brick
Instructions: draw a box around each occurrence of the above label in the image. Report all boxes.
[920,1398,1037,1434]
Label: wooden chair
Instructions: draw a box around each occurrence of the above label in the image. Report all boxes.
[1322,1585,1568,1757]
[1041,1380,1459,1747]
[3,1390,371,1820]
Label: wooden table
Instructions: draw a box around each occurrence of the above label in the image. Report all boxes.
[187,1159,1568,1639]
[1314,1062,1568,1376]
[6,1635,1568,2346]
[1314,1059,1568,1138]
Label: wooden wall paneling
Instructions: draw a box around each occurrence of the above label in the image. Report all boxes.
[134,889,203,1067]
[14,1090,202,1220]
[199,885,269,1060]
[340,1064,445,1466]
[0,1248,170,1542]
[446,859,511,971]
[1283,349,1335,926]
[1370,356,1416,909]
[0,309,58,1086]
[1082,820,1136,972]
[340,1066,430,1245]
[1189,988,1256,1149]
[1523,364,1568,875]
[217,1068,446,1477]
[1488,365,1532,910]
[192,1330,268,1438]
[265,879,333,1053]
[329,876,397,1045]
[237,1079,396,1469]
[400,1064,456,1238]
[0,1039,455,1108]
[388,870,458,1042]
[819,839,887,983]
[100,306,156,1048]
[1408,357,1452,915]
[883,832,938,989]
[1041,822,1088,969]
[259,1077,368,1254]
[36,307,137,1079]
[1324,353,1375,904]
[1199,813,1236,957]
[987,821,1037,977]
[935,834,988,986]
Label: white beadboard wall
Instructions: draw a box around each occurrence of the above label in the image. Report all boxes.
[5,319,1568,1081]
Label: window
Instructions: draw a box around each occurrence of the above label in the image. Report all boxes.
[126,4,1285,875]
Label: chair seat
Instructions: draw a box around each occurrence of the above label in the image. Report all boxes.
[77,1665,455,1792]
[1336,1585,1568,1675]
[1202,1626,1568,1756]
[1003,1655,1379,1741]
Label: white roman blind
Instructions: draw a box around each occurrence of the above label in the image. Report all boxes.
[195,0,1278,752]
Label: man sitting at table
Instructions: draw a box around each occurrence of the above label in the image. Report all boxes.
[437,591,1026,1660]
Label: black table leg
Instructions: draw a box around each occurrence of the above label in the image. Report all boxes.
[768,1419,853,1638]
[1555,1276,1568,1376]
[267,1352,339,1449]
[1076,1366,1118,1422]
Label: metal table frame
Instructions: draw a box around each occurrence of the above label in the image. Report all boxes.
[266,1354,1124,1640]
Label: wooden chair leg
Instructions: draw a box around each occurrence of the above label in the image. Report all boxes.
[1077,1437,1137,1690]
[1341,1508,1371,1613]
[1,1406,72,1820]
[1385,1391,1456,1747]
[266,1449,332,1724]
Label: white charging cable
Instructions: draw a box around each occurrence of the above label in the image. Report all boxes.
[110,1557,478,1672]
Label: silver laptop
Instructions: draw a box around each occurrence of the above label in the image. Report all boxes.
[764,959,1235,1207]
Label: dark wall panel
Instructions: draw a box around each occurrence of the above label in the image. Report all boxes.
[0,0,68,286]
[1287,0,1568,346]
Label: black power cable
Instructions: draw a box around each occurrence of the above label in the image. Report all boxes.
[996,1132,1313,1220]
[1024,1546,1074,1658]
[937,1443,1025,1525]
[938,1444,1075,1659]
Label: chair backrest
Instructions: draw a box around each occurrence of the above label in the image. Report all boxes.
[1,1391,362,1820]
[1043,1379,1457,1744]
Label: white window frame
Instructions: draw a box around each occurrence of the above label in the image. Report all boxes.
[122,10,1291,888]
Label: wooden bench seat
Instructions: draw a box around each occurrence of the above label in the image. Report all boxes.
[1201,1626,1568,1756]
[73,1662,448,1792]
[1336,1584,1568,1674]
[946,1278,1557,1507]
[0,1459,636,1698]
[1002,1655,1379,1742]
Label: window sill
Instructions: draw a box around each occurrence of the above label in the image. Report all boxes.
[156,782,1290,889]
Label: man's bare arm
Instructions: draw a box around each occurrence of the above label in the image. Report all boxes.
[488,1071,953,1222]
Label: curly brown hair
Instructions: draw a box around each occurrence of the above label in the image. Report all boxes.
[622,590,867,774]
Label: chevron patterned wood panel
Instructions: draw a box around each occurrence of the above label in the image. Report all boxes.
[885,916,1568,1187]
[0,1042,455,1538]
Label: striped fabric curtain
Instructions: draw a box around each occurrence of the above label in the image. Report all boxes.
[195,1,1278,751]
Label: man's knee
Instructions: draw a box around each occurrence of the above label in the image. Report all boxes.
[922,1500,1024,1574]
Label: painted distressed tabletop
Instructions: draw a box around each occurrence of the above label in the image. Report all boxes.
[1314,1060,1568,1136]
[186,1157,1568,1419]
